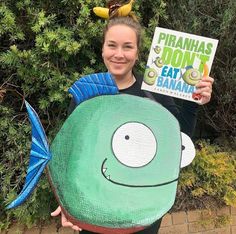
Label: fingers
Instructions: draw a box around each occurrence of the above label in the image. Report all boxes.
[61,212,82,231]
[195,76,214,89]
[71,225,82,231]
[194,76,214,105]
[51,206,82,231]
[51,206,62,217]
[194,85,212,95]
[61,211,74,228]
[198,95,211,105]
[203,76,214,84]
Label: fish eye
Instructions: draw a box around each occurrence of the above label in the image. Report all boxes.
[180,132,196,168]
[191,71,198,78]
[112,122,157,167]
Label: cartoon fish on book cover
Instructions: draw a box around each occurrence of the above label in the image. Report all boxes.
[142,27,218,102]
[7,73,195,234]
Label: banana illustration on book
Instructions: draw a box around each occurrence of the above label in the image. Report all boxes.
[203,63,209,77]
[93,0,135,19]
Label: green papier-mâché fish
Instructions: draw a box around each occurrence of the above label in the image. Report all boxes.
[7,72,195,234]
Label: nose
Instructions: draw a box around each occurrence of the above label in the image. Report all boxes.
[114,47,124,58]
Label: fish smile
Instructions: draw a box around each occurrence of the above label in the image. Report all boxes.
[101,158,178,188]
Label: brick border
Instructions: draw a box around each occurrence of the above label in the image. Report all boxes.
[159,206,235,234]
[3,206,236,234]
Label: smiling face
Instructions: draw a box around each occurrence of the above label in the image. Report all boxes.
[48,94,183,231]
[102,24,138,81]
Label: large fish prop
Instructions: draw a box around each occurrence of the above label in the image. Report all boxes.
[7,73,195,234]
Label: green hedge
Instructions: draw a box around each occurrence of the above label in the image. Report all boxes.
[174,141,236,211]
[1,0,236,230]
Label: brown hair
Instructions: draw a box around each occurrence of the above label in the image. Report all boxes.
[103,16,142,50]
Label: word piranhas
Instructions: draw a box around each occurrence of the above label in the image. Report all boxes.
[157,32,213,55]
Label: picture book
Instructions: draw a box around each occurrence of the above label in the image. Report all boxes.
[141,27,218,102]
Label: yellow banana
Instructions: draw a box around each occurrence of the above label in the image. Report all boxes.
[93,7,109,19]
[93,0,135,19]
[117,0,135,16]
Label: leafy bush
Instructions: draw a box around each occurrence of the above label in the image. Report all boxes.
[0,0,236,230]
[174,140,236,211]
[0,105,56,230]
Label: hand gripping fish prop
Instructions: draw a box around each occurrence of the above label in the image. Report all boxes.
[7,73,195,234]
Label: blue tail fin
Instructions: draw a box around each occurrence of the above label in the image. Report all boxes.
[7,101,51,209]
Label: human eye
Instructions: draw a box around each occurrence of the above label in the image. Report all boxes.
[124,44,135,50]
[107,43,116,48]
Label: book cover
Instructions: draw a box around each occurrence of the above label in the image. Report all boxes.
[141,27,218,102]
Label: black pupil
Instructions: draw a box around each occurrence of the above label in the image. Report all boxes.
[125,135,130,140]
[182,145,185,150]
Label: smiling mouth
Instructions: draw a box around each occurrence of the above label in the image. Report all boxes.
[101,158,178,188]
[111,61,126,64]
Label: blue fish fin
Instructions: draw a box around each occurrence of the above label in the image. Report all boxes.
[7,101,51,209]
[68,72,119,106]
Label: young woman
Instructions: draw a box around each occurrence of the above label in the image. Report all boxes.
[51,16,214,234]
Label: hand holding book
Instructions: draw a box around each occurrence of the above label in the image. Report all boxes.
[141,27,218,103]
[194,75,214,105]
